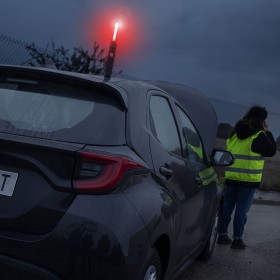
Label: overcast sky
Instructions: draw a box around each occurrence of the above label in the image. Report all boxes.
[1,0,280,115]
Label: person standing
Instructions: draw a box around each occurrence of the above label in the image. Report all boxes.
[217,106,276,249]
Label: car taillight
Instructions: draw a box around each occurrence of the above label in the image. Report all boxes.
[73,152,145,193]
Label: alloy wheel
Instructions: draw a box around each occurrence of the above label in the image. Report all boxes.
[143,265,157,280]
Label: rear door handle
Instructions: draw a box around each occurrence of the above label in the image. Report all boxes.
[159,166,174,179]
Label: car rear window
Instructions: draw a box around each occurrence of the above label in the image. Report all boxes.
[0,76,126,145]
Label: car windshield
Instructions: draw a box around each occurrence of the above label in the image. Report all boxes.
[0,77,126,145]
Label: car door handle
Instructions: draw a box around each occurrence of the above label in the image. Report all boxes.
[159,166,174,179]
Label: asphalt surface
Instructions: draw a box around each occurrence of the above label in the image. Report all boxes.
[253,189,280,206]
[178,190,280,280]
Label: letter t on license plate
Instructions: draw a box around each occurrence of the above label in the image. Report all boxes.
[0,170,18,197]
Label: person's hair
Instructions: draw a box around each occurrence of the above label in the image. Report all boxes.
[229,105,267,138]
[243,106,267,122]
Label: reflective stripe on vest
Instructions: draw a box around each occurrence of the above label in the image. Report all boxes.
[198,167,217,185]
[225,130,265,182]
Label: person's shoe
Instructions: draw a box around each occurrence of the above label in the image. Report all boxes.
[217,235,232,244]
[231,239,246,249]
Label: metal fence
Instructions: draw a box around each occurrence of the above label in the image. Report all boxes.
[0,34,31,65]
[1,34,279,138]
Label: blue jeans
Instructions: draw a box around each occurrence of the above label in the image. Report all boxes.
[218,184,255,240]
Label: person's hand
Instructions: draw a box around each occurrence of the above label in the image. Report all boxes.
[263,121,269,131]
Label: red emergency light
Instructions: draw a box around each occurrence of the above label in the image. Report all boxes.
[112,22,120,41]
[104,21,120,81]
[85,6,146,61]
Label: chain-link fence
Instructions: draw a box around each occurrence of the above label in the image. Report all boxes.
[0,34,32,65]
[1,33,279,138]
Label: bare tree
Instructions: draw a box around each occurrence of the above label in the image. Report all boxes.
[26,40,106,75]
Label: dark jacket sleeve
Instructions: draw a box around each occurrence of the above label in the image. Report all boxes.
[251,131,276,157]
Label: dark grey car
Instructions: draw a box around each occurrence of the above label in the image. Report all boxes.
[0,65,233,280]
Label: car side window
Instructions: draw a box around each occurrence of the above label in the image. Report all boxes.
[176,105,204,164]
[150,95,182,157]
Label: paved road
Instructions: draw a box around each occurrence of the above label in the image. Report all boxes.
[178,204,280,280]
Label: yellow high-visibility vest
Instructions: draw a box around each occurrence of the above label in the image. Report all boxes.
[187,143,203,163]
[198,167,217,186]
[225,131,265,182]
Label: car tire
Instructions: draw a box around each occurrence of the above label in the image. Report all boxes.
[138,247,161,280]
[199,205,220,260]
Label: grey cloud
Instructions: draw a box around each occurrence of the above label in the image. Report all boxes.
[0,0,279,114]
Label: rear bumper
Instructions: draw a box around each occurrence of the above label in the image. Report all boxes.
[0,192,150,280]
[0,254,60,280]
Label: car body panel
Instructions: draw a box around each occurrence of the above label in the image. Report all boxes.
[0,190,151,280]
[0,64,225,280]
[0,135,79,234]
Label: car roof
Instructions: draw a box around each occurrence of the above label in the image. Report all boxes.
[147,81,218,154]
[0,64,217,154]
[112,78,218,154]
[0,64,128,108]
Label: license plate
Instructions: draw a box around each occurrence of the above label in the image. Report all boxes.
[0,170,18,197]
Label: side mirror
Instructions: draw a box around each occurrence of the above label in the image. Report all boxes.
[210,149,235,166]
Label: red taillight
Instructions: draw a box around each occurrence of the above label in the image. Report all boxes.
[73,152,145,192]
